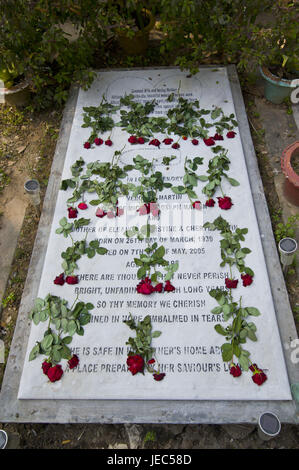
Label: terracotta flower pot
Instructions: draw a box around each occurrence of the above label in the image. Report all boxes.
[116,9,155,55]
[0,79,30,107]
[281,141,299,206]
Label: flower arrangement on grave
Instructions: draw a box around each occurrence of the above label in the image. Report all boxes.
[82,96,119,148]
[197,147,239,209]
[28,294,94,383]
[204,216,266,386]
[124,314,165,381]
[54,217,108,285]
[125,224,179,295]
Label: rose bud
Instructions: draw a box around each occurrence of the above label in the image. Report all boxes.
[213,133,224,141]
[83,141,91,149]
[149,139,160,147]
[163,138,173,145]
[78,202,88,210]
[54,273,65,286]
[205,198,215,207]
[127,354,144,375]
[241,273,253,287]
[148,358,155,365]
[47,364,63,383]
[94,137,103,146]
[128,135,138,144]
[96,208,107,218]
[230,364,242,377]
[164,280,175,292]
[225,278,238,289]
[154,283,163,293]
[65,275,79,285]
[68,355,79,370]
[42,361,52,375]
[227,131,236,138]
[182,136,188,140]
[67,207,78,218]
[105,139,113,146]
[153,373,166,381]
[191,139,199,145]
[203,137,215,146]
[172,143,180,149]
[192,201,201,210]
[217,196,233,210]
[137,137,145,144]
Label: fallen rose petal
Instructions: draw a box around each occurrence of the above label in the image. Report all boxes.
[153,373,166,381]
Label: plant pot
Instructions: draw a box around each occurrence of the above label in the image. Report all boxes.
[281,141,299,206]
[116,9,155,55]
[0,79,30,107]
[260,66,298,104]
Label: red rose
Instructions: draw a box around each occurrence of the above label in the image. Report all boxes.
[54,273,65,286]
[241,273,253,287]
[42,361,52,375]
[192,201,201,210]
[68,207,78,218]
[204,137,215,146]
[251,365,267,386]
[148,358,155,365]
[105,139,113,146]
[172,143,180,149]
[128,135,138,144]
[47,364,63,383]
[154,283,163,293]
[225,278,238,289]
[137,137,145,144]
[164,280,175,292]
[182,136,187,140]
[83,141,91,149]
[68,354,79,369]
[149,139,160,147]
[94,137,103,146]
[227,131,236,138]
[127,354,144,375]
[213,133,224,141]
[96,208,107,218]
[136,278,155,295]
[205,198,215,207]
[65,275,78,285]
[191,139,199,145]
[230,364,242,377]
[163,138,173,145]
[138,203,150,215]
[218,196,233,210]
[153,373,165,381]
[78,202,88,210]
[149,202,159,217]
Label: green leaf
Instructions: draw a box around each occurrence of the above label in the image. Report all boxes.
[29,344,40,361]
[246,307,261,317]
[152,331,162,338]
[214,324,227,336]
[221,343,233,362]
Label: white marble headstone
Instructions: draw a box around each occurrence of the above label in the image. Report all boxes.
[18,68,291,400]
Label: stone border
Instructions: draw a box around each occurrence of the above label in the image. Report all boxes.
[0,66,298,424]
